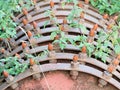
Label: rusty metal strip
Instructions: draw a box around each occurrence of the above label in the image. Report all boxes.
[0,63,120,90]
[16,0,60,19]
[13,35,113,57]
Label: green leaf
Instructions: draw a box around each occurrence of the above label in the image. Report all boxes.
[25,54,34,59]
[50,32,57,40]
[21,64,28,73]
[87,44,95,57]
[59,43,66,50]
[61,1,66,9]
[114,44,120,54]
[44,20,49,28]
[79,24,87,34]
[117,38,120,44]
[78,43,84,49]
[61,32,65,37]
[53,40,59,44]
[68,38,75,45]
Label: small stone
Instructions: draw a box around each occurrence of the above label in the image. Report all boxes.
[71,75,77,80]
[103,71,112,80]
[48,51,56,58]
[25,24,33,31]
[30,64,40,72]
[79,53,87,61]
[33,73,41,80]
[98,79,107,88]
[71,61,79,69]
[26,14,32,21]
[70,71,79,80]
[11,83,18,89]
[5,75,14,83]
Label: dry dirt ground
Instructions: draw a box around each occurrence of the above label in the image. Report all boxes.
[12,71,118,90]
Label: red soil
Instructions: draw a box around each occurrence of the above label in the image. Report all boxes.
[14,71,118,90]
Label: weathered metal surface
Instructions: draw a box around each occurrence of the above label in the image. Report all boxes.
[11,34,114,62]
[10,52,119,80]
[0,63,120,90]
[98,79,108,88]
[0,0,119,89]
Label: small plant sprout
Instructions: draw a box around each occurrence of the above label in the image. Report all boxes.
[22,8,28,15]
[22,42,27,49]
[22,18,28,25]
[103,14,108,19]
[89,29,95,37]
[92,24,98,31]
[3,70,9,78]
[27,31,32,38]
[81,46,87,53]
[48,43,53,51]
[29,58,35,66]
[73,55,78,62]
[50,0,54,8]
[32,21,37,29]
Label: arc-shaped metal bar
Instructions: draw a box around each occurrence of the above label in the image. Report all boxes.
[0,63,119,90]
[11,35,113,62]
[32,52,120,79]
[16,0,102,21]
